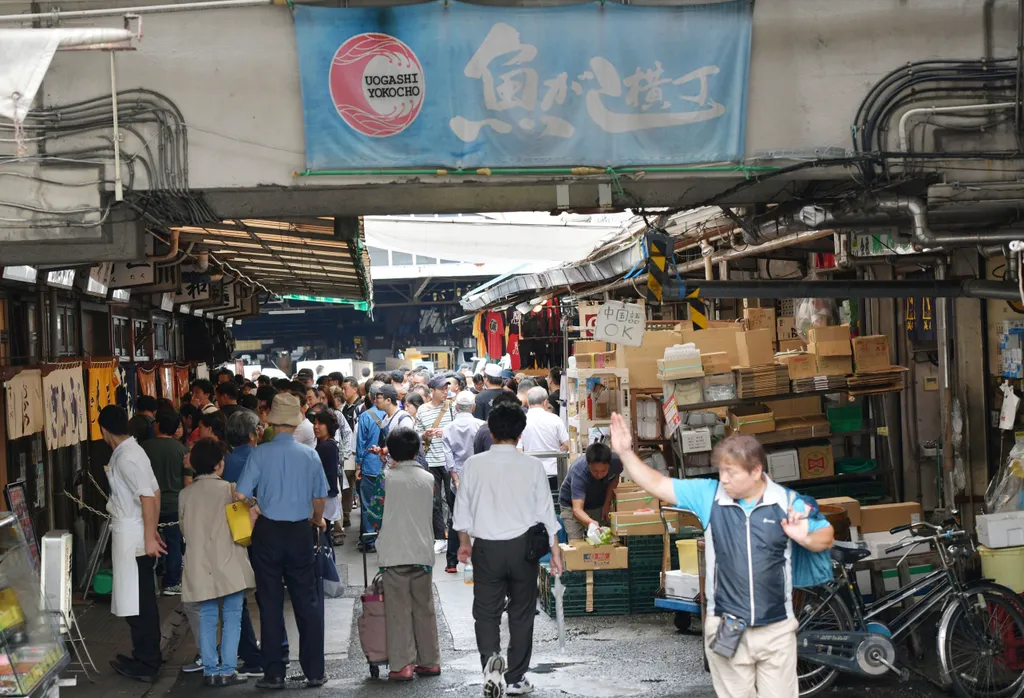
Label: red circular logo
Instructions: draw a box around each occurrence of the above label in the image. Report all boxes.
[329,33,425,138]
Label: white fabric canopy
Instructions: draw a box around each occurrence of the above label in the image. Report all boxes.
[0,28,133,154]
[364,213,632,265]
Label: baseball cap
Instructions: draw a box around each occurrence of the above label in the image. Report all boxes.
[483,364,503,379]
[427,375,449,390]
[455,391,476,409]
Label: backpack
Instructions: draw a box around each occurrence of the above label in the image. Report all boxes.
[788,491,834,588]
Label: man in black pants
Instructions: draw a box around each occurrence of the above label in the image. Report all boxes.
[100,405,167,683]
[235,393,329,689]
[454,403,563,697]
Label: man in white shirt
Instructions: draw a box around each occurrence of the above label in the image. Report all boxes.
[454,402,563,698]
[100,405,167,683]
[518,386,569,490]
[441,391,484,573]
[292,384,317,449]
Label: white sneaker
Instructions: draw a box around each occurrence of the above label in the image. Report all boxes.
[482,654,506,698]
[507,678,534,695]
[434,540,447,554]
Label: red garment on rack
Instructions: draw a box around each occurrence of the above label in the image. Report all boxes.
[485,311,505,360]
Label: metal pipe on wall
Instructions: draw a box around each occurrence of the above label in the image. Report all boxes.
[665,278,1023,300]
[935,261,955,510]
[0,0,273,22]
[677,228,837,274]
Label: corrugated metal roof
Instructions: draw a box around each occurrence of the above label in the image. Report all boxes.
[172,218,372,303]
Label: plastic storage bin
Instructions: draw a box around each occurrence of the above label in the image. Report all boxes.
[675,539,699,575]
[828,404,864,433]
[978,545,1024,593]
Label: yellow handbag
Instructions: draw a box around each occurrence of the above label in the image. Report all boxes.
[226,501,253,547]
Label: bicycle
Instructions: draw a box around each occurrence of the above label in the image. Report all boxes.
[796,520,1024,698]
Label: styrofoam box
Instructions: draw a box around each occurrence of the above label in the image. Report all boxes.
[665,570,700,600]
[978,511,1024,549]
[861,531,932,561]
[681,428,712,453]
[767,449,800,483]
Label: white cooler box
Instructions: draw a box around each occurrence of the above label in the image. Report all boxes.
[977,511,1024,549]
[665,570,700,600]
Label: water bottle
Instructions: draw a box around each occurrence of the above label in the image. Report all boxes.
[464,561,474,585]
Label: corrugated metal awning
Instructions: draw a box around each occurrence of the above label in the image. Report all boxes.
[172,217,372,305]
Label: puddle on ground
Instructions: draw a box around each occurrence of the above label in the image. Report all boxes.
[538,676,646,697]
[531,662,582,674]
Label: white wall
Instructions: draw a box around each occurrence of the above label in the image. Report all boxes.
[28,0,1017,199]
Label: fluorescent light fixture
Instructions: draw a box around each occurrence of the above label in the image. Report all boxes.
[46,269,76,289]
[111,289,130,303]
[267,309,306,316]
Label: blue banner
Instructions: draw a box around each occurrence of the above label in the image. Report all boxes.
[294,2,752,170]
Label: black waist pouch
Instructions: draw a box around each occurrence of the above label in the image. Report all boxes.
[525,523,549,563]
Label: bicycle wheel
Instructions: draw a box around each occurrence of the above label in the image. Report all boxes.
[940,586,1024,698]
[795,586,854,698]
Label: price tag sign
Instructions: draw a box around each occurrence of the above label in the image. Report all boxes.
[593,301,646,347]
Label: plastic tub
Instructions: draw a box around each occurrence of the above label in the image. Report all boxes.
[979,545,1024,593]
[676,539,699,575]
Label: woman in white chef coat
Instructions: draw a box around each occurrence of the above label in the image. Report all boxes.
[99,406,168,683]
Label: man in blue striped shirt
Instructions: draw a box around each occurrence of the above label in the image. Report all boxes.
[355,381,387,553]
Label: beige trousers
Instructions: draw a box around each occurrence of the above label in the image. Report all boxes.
[704,616,800,698]
[382,566,440,671]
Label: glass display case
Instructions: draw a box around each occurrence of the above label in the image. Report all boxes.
[0,515,67,697]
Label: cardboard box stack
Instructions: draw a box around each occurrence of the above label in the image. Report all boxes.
[807,325,854,377]
[760,396,830,444]
[613,485,661,513]
[847,335,909,395]
[858,502,924,560]
[736,329,776,368]
[682,327,741,367]
[736,364,791,398]
[616,323,687,389]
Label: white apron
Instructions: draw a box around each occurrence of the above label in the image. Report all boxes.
[110,514,145,617]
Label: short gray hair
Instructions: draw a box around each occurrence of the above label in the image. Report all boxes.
[225,409,260,448]
[369,381,385,397]
[526,386,549,407]
[518,379,537,395]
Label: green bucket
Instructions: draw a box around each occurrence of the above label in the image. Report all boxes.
[92,569,113,596]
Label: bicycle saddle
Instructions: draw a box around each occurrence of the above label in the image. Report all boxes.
[830,541,871,564]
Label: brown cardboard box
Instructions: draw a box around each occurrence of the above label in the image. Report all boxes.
[682,327,741,367]
[700,352,732,375]
[798,444,835,479]
[814,354,854,377]
[777,317,798,341]
[613,489,661,513]
[860,502,923,534]
[727,404,775,435]
[610,510,682,537]
[818,496,863,527]
[559,542,629,571]
[576,351,617,369]
[576,340,614,355]
[744,307,777,333]
[616,329,684,389]
[779,353,816,380]
[708,319,747,330]
[736,329,776,368]
[764,396,822,419]
[852,335,892,373]
[808,325,853,357]
[778,339,808,353]
[760,416,831,444]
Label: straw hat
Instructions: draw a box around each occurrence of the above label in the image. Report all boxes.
[266,392,302,427]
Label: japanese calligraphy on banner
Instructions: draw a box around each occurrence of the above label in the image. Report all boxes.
[137,367,157,398]
[159,364,176,404]
[293,1,752,169]
[175,366,191,403]
[86,361,120,441]
[42,365,88,450]
[4,369,44,440]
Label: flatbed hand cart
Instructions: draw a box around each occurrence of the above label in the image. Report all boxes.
[357,532,388,679]
[656,506,709,671]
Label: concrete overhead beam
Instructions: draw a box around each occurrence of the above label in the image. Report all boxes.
[0,207,145,265]
[0,163,104,242]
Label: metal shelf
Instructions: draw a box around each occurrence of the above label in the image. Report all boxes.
[675,387,901,412]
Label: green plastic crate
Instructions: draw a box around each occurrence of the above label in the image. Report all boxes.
[828,404,864,433]
[836,458,877,474]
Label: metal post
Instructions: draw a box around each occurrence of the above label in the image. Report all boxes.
[109,52,123,202]
[935,261,955,510]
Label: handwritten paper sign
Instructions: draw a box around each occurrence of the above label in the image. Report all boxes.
[594,301,646,347]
